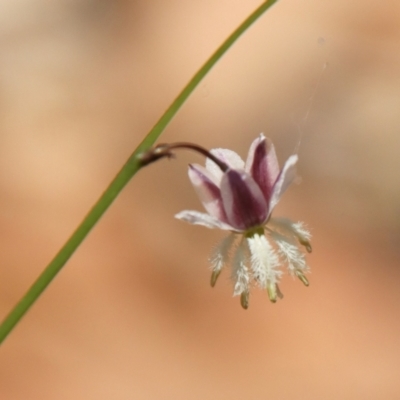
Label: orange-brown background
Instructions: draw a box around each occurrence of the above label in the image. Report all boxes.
[0,1,399,399]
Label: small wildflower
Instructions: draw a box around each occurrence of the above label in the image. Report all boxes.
[174,134,312,309]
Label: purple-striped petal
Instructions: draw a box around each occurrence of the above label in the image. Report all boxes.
[245,134,280,204]
[220,169,268,231]
[269,155,298,212]
[175,210,234,230]
[206,148,245,183]
[188,164,227,222]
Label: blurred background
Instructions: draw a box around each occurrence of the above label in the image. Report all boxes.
[0,0,400,399]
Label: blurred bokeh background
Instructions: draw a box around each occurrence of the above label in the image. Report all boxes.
[0,0,400,399]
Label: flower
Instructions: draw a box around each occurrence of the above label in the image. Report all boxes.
[175,134,311,309]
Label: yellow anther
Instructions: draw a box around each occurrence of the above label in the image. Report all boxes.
[240,291,249,310]
[210,269,222,287]
[295,270,309,286]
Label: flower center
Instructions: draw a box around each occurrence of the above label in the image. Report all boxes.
[244,226,265,238]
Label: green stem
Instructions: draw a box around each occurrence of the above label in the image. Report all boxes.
[0,0,279,344]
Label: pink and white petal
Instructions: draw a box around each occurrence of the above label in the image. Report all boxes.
[245,134,280,203]
[175,210,234,230]
[206,148,245,183]
[188,164,227,222]
[269,155,298,211]
[220,170,269,231]
[189,163,219,186]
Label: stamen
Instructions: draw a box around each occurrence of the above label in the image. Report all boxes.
[268,218,312,253]
[138,142,229,172]
[232,238,250,297]
[210,233,236,287]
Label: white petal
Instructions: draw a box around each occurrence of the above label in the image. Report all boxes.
[206,148,245,183]
[269,154,298,211]
[247,233,281,288]
[175,210,233,230]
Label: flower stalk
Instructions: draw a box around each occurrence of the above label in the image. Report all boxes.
[138,142,229,172]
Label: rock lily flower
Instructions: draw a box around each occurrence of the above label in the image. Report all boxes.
[174,134,312,309]
[139,134,312,309]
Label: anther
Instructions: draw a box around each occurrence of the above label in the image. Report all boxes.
[210,269,222,287]
[240,291,249,309]
[299,238,312,253]
[295,270,309,286]
[267,283,277,303]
